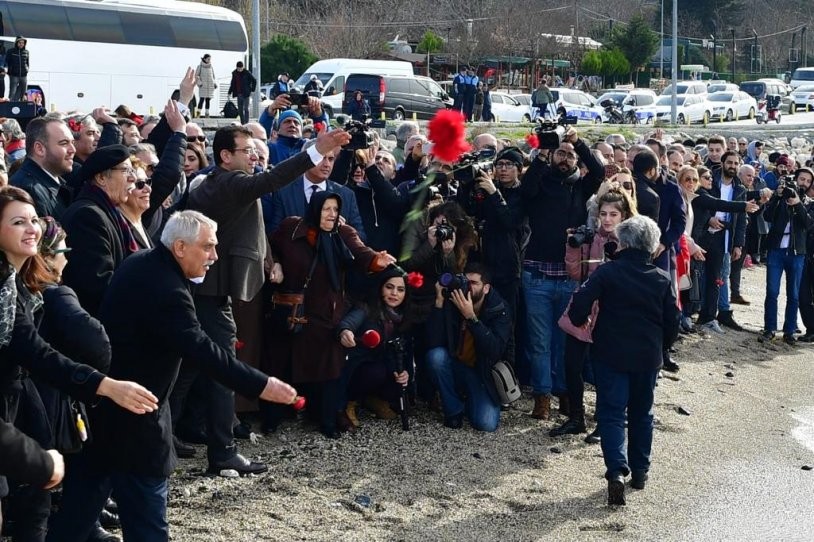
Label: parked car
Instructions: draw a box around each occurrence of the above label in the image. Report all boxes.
[660,81,708,97]
[790,67,814,90]
[740,80,796,114]
[791,84,814,112]
[653,94,711,124]
[342,73,451,120]
[706,91,757,121]
[706,83,739,94]
[533,88,603,123]
[489,92,532,122]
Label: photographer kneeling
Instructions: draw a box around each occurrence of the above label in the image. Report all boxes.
[425,263,511,432]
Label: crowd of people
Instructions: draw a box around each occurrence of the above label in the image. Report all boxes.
[1,60,814,539]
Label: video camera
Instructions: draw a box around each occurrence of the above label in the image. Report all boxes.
[452,148,497,203]
[534,109,578,150]
[342,115,386,151]
[439,272,470,299]
[779,176,802,201]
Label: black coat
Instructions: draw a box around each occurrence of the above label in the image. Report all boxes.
[0,419,52,487]
[61,186,133,317]
[93,244,269,477]
[5,45,28,77]
[569,248,679,373]
[457,182,528,283]
[634,173,660,222]
[426,289,511,405]
[10,158,73,220]
[764,195,812,256]
[228,69,257,98]
[521,139,604,263]
[690,186,753,250]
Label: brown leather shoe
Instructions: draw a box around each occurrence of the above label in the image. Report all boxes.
[345,401,360,428]
[557,394,570,417]
[364,396,398,420]
[531,395,551,420]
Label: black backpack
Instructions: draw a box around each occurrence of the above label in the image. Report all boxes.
[222,100,239,118]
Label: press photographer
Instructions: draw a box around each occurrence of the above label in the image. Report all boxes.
[520,126,604,420]
[456,147,528,363]
[425,263,511,432]
[761,168,813,343]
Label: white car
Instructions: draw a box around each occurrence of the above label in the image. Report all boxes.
[653,94,711,124]
[532,88,603,123]
[707,83,739,94]
[489,92,532,122]
[791,85,814,112]
[706,91,757,121]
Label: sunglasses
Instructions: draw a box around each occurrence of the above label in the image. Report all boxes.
[134,179,152,190]
[187,135,207,143]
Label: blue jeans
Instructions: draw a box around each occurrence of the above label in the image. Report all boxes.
[593,361,659,479]
[425,347,500,432]
[111,472,169,541]
[522,269,575,396]
[764,248,805,335]
[718,253,731,312]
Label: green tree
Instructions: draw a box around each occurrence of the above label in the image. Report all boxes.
[581,50,603,75]
[417,31,444,54]
[603,49,630,82]
[610,15,660,85]
[260,34,318,85]
[662,0,746,34]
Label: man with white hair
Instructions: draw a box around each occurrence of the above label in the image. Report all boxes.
[84,210,299,540]
[392,121,418,165]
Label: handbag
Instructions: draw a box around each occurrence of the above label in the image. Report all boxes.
[557,293,599,343]
[491,361,521,404]
[688,260,702,303]
[53,396,90,455]
[270,254,318,334]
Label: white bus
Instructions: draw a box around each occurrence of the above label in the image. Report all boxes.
[0,0,248,114]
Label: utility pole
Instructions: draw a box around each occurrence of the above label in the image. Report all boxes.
[252,0,261,119]
[711,21,717,77]
[752,29,759,74]
[730,28,736,83]
[802,26,808,68]
[790,32,797,75]
[670,0,677,123]
[660,0,664,79]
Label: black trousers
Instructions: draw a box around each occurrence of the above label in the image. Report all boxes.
[799,258,814,333]
[493,278,520,365]
[170,295,238,464]
[563,335,590,421]
[699,231,725,323]
[730,250,744,297]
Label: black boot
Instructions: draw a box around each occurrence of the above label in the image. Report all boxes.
[549,416,587,437]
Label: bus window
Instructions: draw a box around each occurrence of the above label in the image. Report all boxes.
[7,3,69,40]
[214,20,248,51]
[66,7,125,44]
[170,17,221,50]
[120,13,173,47]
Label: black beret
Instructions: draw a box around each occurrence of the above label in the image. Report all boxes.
[79,144,131,183]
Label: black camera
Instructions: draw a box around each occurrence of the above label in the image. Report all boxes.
[567,225,595,248]
[286,90,311,107]
[779,176,801,200]
[439,272,470,299]
[434,220,455,242]
[453,148,497,202]
[342,116,384,151]
[533,107,578,150]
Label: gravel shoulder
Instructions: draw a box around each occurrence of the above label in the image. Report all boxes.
[167,264,814,541]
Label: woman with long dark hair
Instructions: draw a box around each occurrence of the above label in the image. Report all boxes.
[336,266,414,427]
[266,191,394,437]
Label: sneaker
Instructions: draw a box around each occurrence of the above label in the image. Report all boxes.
[759,330,776,342]
[717,311,744,331]
[783,334,797,346]
[699,320,726,334]
[679,316,695,333]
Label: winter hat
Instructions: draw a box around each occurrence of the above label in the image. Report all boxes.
[776,154,793,167]
[275,109,302,130]
[495,146,525,169]
[79,144,131,183]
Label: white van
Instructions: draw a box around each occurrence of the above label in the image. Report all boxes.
[291,59,414,117]
[790,67,814,89]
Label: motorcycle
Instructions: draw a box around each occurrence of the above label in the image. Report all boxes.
[601,99,625,124]
[756,94,782,124]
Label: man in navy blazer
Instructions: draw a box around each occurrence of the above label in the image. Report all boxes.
[263,140,366,239]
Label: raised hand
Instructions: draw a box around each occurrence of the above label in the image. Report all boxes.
[164,99,187,133]
[315,129,351,155]
[179,67,197,106]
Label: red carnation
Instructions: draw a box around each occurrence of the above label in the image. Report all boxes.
[235,339,245,351]
[406,271,424,289]
[525,133,540,149]
[291,396,306,411]
[427,109,471,163]
[313,121,325,134]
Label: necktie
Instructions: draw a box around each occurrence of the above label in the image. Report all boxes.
[309,184,320,203]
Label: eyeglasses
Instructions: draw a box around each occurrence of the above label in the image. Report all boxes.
[111,166,137,177]
[233,147,258,156]
[134,179,152,190]
[701,174,712,180]
[494,161,516,169]
[554,149,577,160]
[187,136,207,143]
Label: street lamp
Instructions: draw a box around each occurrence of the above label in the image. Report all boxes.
[730,27,736,83]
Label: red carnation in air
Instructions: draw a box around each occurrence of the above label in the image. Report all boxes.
[525,133,540,149]
[406,271,424,289]
[427,109,470,163]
